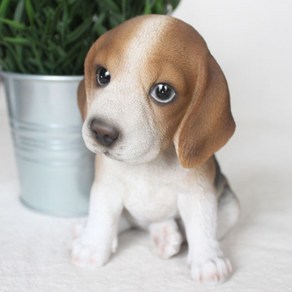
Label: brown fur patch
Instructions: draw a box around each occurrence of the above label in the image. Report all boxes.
[175,54,236,168]
[83,16,151,106]
[77,79,87,120]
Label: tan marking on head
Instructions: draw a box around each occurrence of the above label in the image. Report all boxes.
[84,17,147,106]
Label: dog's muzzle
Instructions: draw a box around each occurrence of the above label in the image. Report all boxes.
[89,119,119,147]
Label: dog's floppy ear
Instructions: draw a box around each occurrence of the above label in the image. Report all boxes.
[77,79,87,121]
[174,55,235,168]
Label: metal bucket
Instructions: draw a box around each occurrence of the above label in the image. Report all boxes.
[1,72,94,216]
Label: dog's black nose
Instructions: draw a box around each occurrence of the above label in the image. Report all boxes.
[90,119,119,147]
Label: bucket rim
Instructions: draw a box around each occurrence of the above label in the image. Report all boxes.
[0,71,83,82]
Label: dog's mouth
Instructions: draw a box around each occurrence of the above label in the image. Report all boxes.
[104,151,124,162]
[83,136,125,162]
[84,143,125,162]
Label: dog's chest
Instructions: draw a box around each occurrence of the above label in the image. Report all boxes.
[119,163,187,223]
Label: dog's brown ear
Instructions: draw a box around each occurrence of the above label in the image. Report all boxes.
[77,79,87,121]
[174,55,236,168]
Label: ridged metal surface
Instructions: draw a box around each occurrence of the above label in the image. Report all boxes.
[1,72,94,216]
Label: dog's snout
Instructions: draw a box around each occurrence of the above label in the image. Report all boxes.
[90,119,119,147]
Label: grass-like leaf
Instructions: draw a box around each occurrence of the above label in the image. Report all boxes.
[25,0,34,25]
[3,36,31,45]
[13,0,25,22]
[0,0,10,18]
[0,18,26,30]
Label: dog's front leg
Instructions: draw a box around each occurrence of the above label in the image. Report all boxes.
[71,181,123,267]
[178,183,232,285]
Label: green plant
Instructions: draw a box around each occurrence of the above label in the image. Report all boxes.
[0,0,179,75]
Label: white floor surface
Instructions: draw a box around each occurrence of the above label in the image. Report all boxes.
[1,79,292,292]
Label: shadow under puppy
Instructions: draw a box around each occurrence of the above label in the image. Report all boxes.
[73,14,240,285]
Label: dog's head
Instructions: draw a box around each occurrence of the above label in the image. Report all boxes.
[78,15,235,168]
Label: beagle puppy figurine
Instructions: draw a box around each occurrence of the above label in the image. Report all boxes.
[73,15,239,285]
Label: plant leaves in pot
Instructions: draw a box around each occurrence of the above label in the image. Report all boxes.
[0,0,180,216]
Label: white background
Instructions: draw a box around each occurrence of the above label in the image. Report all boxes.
[174,0,292,127]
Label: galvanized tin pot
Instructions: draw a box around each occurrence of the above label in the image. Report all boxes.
[1,72,94,216]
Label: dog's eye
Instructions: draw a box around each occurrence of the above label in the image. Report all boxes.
[150,83,176,104]
[96,67,111,86]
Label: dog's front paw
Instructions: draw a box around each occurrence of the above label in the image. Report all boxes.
[71,236,112,267]
[189,255,232,285]
[73,222,86,239]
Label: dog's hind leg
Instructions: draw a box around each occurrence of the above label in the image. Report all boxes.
[214,158,240,240]
[149,219,184,259]
[217,184,240,240]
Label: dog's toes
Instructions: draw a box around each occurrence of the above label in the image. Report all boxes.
[71,237,111,267]
[150,221,183,259]
[190,256,232,286]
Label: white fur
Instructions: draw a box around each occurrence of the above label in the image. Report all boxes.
[72,16,239,285]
